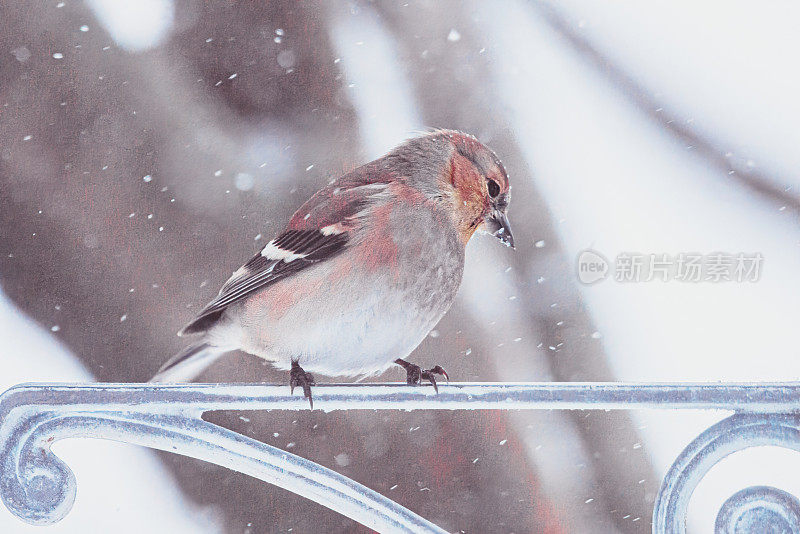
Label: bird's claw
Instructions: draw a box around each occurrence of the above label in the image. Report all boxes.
[394,359,449,393]
[290,360,315,409]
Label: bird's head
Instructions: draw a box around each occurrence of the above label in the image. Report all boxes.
[386,129,513,248]
[438,131,513,248]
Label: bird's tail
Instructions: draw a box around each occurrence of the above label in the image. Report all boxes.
[149,342,225,383]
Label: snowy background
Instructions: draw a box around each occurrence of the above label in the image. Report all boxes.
[2,1,799,533]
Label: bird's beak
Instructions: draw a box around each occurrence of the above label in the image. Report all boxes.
[485,210,515,249]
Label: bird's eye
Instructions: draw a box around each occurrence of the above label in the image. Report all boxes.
[487,179,500,198]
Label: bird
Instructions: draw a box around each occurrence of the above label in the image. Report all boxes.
[151,130,513,408]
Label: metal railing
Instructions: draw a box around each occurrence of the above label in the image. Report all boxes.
[1,382,799,533]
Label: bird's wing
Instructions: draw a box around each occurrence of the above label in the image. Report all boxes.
[180,181,388,335]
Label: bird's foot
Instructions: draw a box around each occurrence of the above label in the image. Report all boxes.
[290,360,315,409]
[394,359,449,393]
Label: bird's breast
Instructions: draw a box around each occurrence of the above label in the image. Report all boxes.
[235,201,466,376]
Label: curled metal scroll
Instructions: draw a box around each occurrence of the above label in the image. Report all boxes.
[715,486,800,533]
[653,413,800,534]
[0,384,450,533]
[1,382,799,533]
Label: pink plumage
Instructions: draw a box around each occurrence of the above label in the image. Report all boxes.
[151,130,513,408]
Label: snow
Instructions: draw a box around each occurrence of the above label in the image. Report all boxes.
[548,0,800,195]
[481,1,800,531]
[7,0,797,529]
[235,172,255,191]
[277,50,296,69]
[330,7,424,160]
[11,47,31,63]
[0,291,221,533]
[446,29,461,42]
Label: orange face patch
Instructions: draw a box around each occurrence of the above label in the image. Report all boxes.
[449,152,490,243]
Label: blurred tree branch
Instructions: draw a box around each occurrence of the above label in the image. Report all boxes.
[374,1,659,531]
[531,0,800,217]
[0,1,568,532]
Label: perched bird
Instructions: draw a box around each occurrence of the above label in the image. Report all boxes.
[151,130,513,407]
